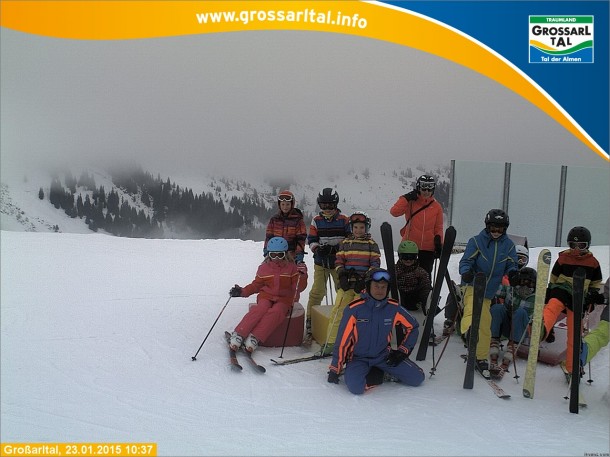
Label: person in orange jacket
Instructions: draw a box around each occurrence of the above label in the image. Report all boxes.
[228,237,307,352]
[390,175,444,279]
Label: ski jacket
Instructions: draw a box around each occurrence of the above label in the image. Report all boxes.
[240,259,307,304]
[459,229,518,299]
[334,234,381,278]
[390,194,443,251]
[264,208,307,258]
[395,261,431,295]
[328,293,419,374]
[307,210,350,268]
[548,249,602,296]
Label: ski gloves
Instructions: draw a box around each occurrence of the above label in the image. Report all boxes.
[386,350,408,367]
[585,289,605,307]
[229,285,242,297]
[339,270,350,291]
[461,270,474,284]
[327,371,340,384]
[317,244,337,257]
[296,263,307,275]
[434,235,442,258]
[403,190,418,202]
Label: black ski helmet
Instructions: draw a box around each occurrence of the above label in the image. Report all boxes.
[567,226,591,245]
[518,267,537,285]
[416,175,436,193]
[485,209,509,228]
[317,188,339,206]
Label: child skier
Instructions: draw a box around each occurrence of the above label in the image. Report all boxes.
[395,240,431,312]
[323,212,381,354]
[489,266,537,376]
[458,209,519,378]
[304,188,350,345]
[228,236,307,352]
[541,226,603,373]
[264,190,307,263]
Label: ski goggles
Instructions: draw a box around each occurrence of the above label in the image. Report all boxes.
[370,270,391,282]
[278,194,294,202]
[399,253,418,261]
[487,224,506,234]
[419,183,435,190]
[268,251,286,260]
[568,241,589,250]
[350,214,368,224]
[319,202,336,210]
[518,279,536,289]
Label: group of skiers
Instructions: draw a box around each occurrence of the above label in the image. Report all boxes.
[224,175,609,395]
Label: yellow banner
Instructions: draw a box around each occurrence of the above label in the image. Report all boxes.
[0,0,605,160]
[0,442,156,457]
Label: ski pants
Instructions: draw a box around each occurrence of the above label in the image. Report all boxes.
[543,297,580,372]
[460,285,492,360]
[306,263,338,318]
[234,297,291,343]
[344,353,425,395]
[326,289,360,346]
[490,304,529,343]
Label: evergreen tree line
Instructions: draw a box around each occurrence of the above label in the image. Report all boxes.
[41,168,277,238]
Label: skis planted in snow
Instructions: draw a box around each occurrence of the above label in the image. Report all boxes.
[463,272,485,389]
[380,222,399,300]
[569,268,586,413]
[522,249,551,399]
[415,226,457,361]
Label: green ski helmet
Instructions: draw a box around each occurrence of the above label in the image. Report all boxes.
[398,240,419,261]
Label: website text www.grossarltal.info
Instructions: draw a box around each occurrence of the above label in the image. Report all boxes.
[195,8,368,29]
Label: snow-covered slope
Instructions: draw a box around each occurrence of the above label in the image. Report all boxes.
[1,231,608,456]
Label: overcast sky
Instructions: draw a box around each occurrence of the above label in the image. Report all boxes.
[1,28,605,183]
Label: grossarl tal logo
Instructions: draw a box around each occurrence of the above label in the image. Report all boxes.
[529,16,594,63]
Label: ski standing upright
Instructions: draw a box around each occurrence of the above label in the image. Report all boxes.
[463,272,485,389]
[569,268,586,413]
[522,249,551,399]
[380,222,399,300]
[415,226,456,361]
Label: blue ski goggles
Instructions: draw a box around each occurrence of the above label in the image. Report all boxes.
[370,270,391,282]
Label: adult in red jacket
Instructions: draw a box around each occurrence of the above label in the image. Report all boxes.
[228,237,308,352]
[390,175,444,278]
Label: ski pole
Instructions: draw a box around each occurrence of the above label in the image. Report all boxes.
[191,295,232,361]
[277,273,302,359]
[430,292,463,377]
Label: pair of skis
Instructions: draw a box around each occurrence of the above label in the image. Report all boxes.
[224,332,266,373]
[461,273,510,399]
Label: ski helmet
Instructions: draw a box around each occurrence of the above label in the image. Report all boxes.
[567,226,591,245]
[267,236,288,252]
[317,188,339,206]
[485,209,509,229]
[364,267,392,298]
[416,175,436,193]
[349,211,371,232]
[277,190,294,210]
[517,267,537,290]
[516,245,529,269]
[398,240,419,261]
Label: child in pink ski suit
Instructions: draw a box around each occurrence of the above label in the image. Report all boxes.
[228,237,307,352]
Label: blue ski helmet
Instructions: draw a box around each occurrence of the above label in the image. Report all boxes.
[267,237,288,252]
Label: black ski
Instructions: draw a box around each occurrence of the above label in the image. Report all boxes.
[460,354,510,398]
[570,268,586,413]
[243,350,266,373]
[380,222,399,300]
[271,353,331,366]
[415,226,457,361]
[463,272,485,389]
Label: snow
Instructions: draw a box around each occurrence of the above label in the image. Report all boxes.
[1,230,609,456]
